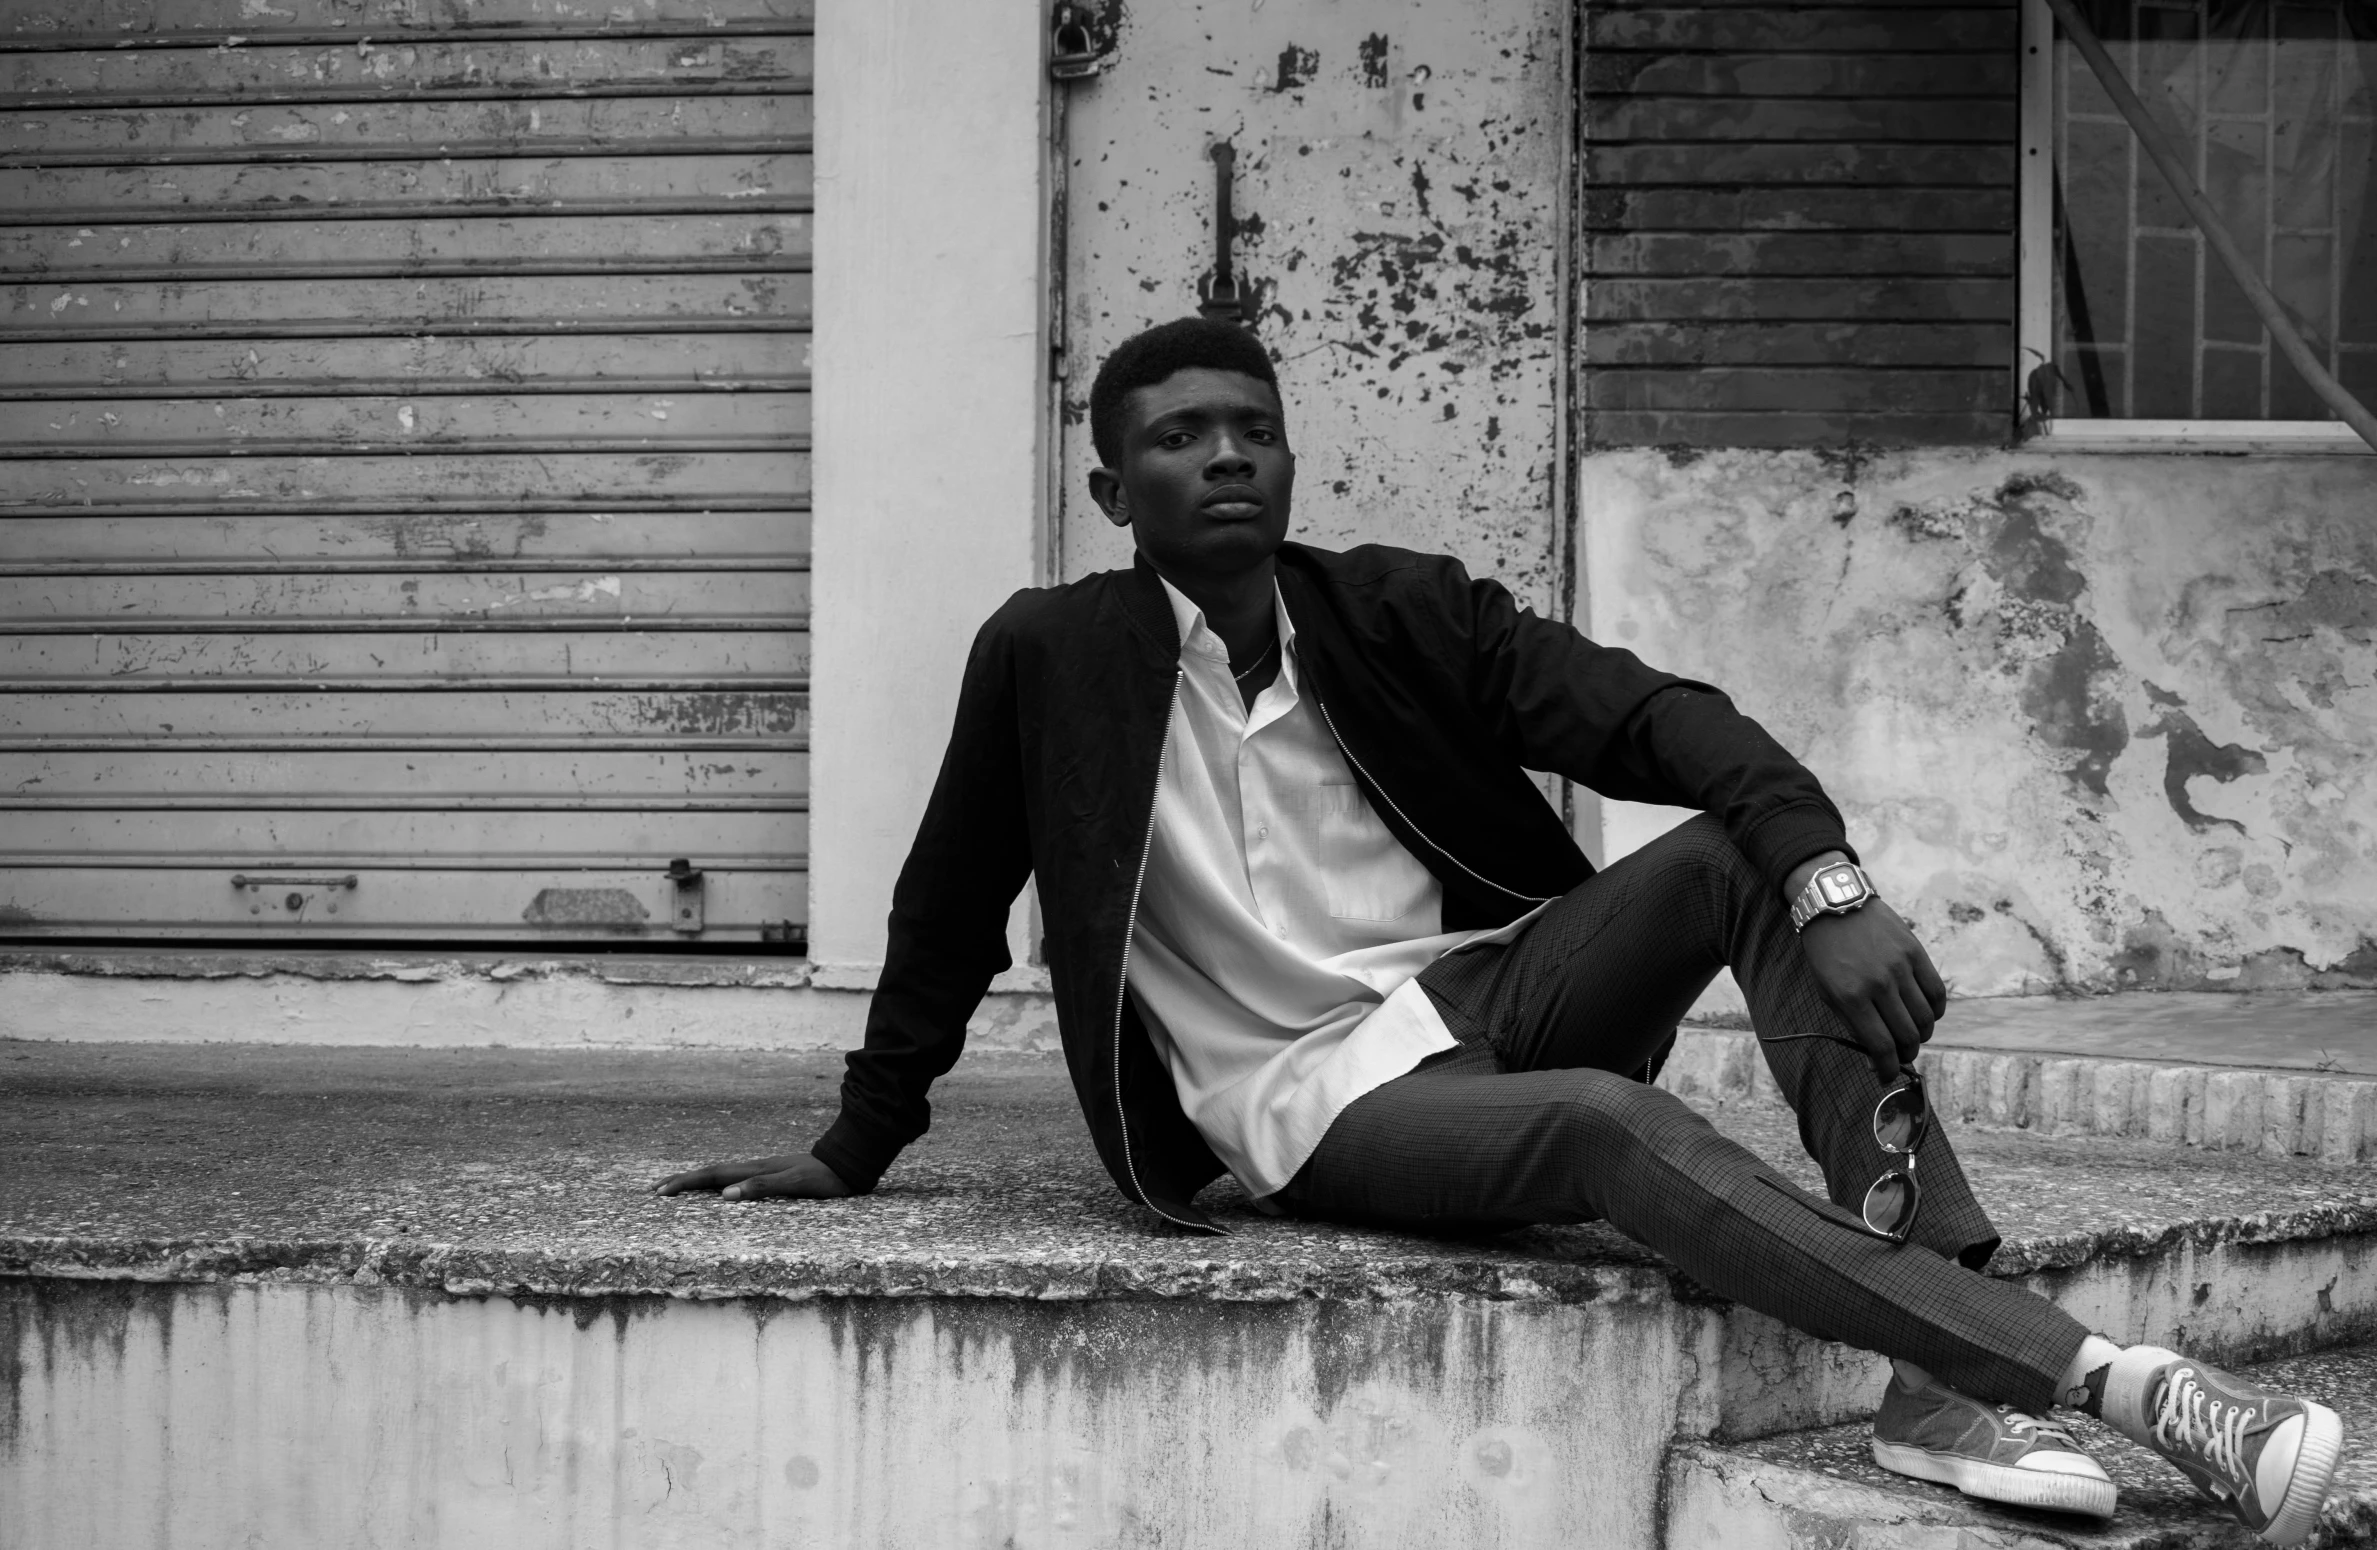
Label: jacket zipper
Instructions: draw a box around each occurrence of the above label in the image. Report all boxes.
[1111,666,1199,1230]
[1312,692,1553,909]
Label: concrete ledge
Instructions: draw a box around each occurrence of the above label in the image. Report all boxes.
[1664,1028,2377,1163]
[0,949,1060,1053]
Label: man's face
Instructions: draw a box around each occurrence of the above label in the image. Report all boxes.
[1089,367,1294,581]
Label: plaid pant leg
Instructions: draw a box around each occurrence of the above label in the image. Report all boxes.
[1422,812,2000,1267]
[1283,1055,2090,1412]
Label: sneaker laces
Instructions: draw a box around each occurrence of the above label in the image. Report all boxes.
[1998,1407,2081,1449]
[2150,1366,2257,1483]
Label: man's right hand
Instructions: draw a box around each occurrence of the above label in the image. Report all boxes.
[654,1153,854,1202]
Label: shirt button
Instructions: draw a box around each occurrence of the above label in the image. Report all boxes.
[1257,825,1269,839]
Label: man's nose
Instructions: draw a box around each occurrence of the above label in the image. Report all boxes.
[1205,436,1256,477]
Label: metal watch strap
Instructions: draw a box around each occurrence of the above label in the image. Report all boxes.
[1790,862,1878,932]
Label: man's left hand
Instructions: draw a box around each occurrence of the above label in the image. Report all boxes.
[1795,895,1948,1083]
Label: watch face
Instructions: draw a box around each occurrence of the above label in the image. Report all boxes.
[1817,866,1864,906]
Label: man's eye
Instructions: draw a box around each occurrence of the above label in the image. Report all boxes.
[1159,432,1196,449]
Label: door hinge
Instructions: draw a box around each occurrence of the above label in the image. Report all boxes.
[1049,2,1115,81]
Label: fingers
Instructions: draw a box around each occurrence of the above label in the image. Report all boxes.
[1874,970,1927,1068]
[1911,943,1951,1021]
[1836,995,1902,1085]
[652,1153,798,1197]
[723,1156,853,1202]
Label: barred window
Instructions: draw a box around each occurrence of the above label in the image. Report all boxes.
[2028,0,2376,429]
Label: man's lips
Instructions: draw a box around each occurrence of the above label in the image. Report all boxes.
[1199,487,1266,518]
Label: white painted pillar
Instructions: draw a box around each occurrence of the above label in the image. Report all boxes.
[810,0,1049,978]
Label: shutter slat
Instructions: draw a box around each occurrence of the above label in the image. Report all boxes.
[2,571,809,630]
[4,866,807,941]
[2,751,810,806]
[1588,233,2013,277]
[4,811,806,861]
[0,275,810,340]
[0,97,809,167]
[1587,9,2016,51]
[0,691,806,744]
[0,37,814,108]
[0,0,812,45]
[1,154,810,225]
[1585,52,2016,97]
[0,393,808,455]
[3,513,810,568]
[0,453,810,511]
[0,632,808,689]
[0,337,802,398]
[1585,322,2011,368]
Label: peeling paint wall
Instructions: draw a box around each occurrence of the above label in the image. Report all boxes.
[1056,0,1569,605]
[1583,450,2377,996]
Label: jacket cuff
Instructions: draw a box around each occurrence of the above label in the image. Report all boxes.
[809,1117,893,1195]
[1740,801,1857,897]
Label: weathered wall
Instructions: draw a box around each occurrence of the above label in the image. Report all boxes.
[1582,449,2377,996]
[2,1278,1709,1550]
[1055,0,1571,609]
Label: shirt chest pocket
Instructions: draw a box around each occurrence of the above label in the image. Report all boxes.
[1304,780,1438,923]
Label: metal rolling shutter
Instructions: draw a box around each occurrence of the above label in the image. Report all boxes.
[1581,1,2019,447]
[0,0,810,946]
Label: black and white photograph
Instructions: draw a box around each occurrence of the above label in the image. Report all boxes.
[2,0,2373,1545]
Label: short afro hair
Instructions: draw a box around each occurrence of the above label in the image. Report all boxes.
[1088,316,1281,467]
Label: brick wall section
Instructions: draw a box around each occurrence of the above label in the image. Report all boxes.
[1581,1,2021,447]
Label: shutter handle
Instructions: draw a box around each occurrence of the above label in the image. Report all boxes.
[667,858,706,935]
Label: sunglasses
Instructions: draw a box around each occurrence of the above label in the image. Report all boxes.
[1859,1069,1929,1242]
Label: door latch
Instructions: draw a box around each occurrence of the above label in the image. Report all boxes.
[1197,141,1251,326]
[667,858,706,934]
[1049,3,1114,81]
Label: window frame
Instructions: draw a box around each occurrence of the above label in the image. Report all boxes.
[2016,0,2373,453]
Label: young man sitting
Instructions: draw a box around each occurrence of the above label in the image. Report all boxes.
[660,317,2344,1543]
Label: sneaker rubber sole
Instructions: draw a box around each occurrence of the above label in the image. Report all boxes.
[1871,1437,2119,1519]
[2258,1399,2344,1548]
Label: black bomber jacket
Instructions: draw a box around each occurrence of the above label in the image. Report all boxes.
[809,542,1853,1233]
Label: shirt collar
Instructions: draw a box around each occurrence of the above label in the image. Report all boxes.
[1158,574,1296,665]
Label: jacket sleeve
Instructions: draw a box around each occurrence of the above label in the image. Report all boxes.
[808,604,1035,1193]
[1454,566,1854,895]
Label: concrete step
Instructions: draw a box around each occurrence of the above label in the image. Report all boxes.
[1664,1024,2377,1164]
[4,1041,2375,1548]
[1666,1344,2377,1548]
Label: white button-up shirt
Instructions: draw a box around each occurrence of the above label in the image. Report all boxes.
[1127,578,1544,1198]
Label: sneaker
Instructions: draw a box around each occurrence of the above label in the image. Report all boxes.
[2102,1350,2344,1547]
[1871,1365,2117,1517]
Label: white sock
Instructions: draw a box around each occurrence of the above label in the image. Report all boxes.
[2056,1334,2124,1410]
[1892,1358,1933,1389]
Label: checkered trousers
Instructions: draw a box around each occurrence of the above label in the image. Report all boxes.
[1277,814,2089,1412]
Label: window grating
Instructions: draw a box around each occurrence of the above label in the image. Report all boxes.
[2050,0,2377,420]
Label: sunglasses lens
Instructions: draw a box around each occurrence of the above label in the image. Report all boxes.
[1874,1084,1925,1152]
[1863,1172,1919,1238]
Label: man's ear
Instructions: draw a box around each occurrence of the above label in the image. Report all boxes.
[1087,467,1130,529]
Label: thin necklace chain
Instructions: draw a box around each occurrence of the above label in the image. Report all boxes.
[1231,636,1279,681]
